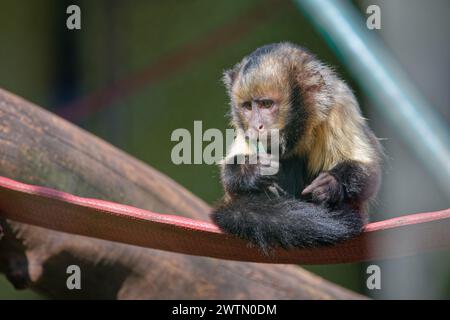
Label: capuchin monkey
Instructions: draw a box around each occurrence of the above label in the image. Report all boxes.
[210,42,382,253]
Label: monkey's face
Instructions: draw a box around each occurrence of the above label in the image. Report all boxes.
[235,97,280,142]
[227,56,294,152]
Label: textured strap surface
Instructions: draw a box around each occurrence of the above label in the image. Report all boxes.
[0,175,449,264]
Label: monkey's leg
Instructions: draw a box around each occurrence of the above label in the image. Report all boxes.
[301,160,380,207]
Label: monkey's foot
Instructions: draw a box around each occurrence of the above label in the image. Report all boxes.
[301,172,343,206]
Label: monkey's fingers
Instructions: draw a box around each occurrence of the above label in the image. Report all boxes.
[301,172,333,195]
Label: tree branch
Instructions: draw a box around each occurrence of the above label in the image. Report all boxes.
[0,88,364,299]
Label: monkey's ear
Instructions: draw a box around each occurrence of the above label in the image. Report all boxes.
[222,67,238,91]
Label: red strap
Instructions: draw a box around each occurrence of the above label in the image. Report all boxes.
[0,175,448,264]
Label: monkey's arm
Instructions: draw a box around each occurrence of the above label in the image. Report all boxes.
[221,131,279,196]
[220,154,277,196]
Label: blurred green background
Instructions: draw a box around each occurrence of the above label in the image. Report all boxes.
[0,0,448,299]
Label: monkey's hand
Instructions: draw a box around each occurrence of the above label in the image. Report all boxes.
[221,153,279,196]
[301,172,344,207]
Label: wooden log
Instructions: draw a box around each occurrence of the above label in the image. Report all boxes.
[0,88,364,299]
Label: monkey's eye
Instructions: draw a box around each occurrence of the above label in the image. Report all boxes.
[260,99,274,108]
[241,101,252,110]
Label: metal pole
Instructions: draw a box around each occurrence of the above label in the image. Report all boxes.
[294,0,450,196]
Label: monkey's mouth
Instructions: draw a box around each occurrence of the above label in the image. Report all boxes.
[245,131,276,154]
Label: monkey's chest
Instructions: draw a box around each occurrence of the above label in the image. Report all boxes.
[274,157,308,198]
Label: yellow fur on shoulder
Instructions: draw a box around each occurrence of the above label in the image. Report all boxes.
[300,85,377,175]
